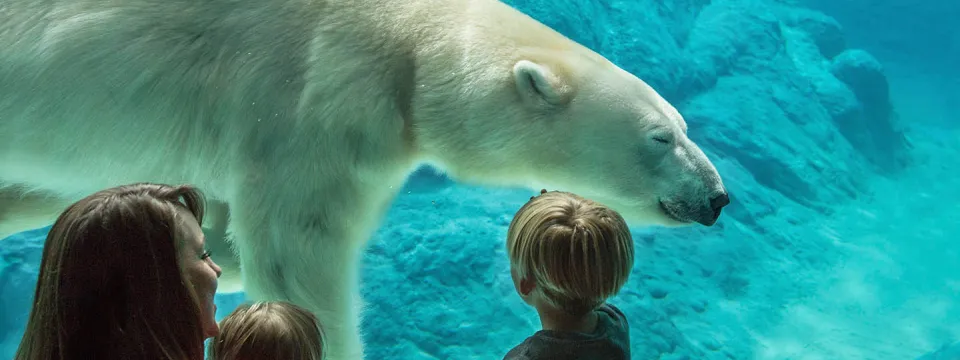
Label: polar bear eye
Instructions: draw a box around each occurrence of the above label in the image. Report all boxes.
[652,136,671,145]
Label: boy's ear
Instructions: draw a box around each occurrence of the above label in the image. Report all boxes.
[519,277,536,296]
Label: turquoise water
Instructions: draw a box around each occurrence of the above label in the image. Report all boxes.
[2,0,958,359]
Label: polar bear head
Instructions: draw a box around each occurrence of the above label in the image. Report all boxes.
[415,41,729,227]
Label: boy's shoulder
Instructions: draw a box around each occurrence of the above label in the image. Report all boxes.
[502,342,534,360]
[502,302,631,360]
[597,303,628,327]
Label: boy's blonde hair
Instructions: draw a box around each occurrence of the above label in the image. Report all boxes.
[507,190,634,316]
[209,301,325,360]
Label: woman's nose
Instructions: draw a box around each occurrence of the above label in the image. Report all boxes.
[209,259,223,278]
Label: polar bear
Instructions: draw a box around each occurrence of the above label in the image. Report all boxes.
[0,0,729,358]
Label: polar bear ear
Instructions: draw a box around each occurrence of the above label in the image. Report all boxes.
[513,60,569,106]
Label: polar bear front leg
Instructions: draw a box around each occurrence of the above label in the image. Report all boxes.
[199,199,245,293]
[238,229,366,360]
[226,179,390,360]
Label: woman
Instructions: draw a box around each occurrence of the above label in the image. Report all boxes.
[14,183,223,360]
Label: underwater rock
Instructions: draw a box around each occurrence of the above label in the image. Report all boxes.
[402,166,453,193]
[831,49,891,116]
[813,72,869,141]
[916,341,960,360]
[686,1,786,79]
[680,73,868,210]
[620,302,704,359]
[647,280,672,299]
[0,232,44,354]
[784,9,847,59]
[826,49,912,171]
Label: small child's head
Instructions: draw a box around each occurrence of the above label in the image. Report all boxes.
[506,190,634,316]
[209,301,325,360]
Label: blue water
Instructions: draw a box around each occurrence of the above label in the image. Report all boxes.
[2,0,958,359]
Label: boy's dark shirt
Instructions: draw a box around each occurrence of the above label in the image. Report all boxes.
[503,303,630,360]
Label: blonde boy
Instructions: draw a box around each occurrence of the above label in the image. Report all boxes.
[504,189,634,360]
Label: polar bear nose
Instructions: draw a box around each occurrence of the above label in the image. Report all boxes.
[694,192,730,226]
[710,192,730,212]
[706,192,730,224]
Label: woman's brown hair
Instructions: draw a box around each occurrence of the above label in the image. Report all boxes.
[209,301,326,360]
[14,183,209,360]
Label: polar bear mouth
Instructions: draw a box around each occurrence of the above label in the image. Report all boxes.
[659,200,691,223]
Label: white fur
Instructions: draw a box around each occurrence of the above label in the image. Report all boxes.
[0,0,726,358]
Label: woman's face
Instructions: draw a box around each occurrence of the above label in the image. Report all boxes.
[177,208,223,338]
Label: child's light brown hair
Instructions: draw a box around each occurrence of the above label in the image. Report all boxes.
[506,190,634,316]
[209,301,326,360]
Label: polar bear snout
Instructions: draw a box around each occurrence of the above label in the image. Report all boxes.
[688,187,730,227]
[647,136,730,226]
[658,189,730,227]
